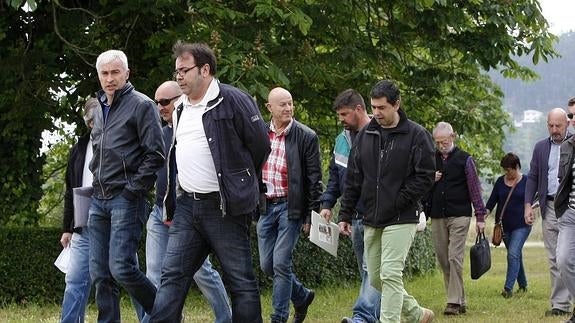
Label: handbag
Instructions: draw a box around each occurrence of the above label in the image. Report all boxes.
[470,232,491,279]
[492,178,518,246]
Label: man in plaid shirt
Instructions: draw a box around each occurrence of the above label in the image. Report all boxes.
[257,87,322,323]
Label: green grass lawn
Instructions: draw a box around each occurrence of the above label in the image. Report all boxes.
[0,220,563,322]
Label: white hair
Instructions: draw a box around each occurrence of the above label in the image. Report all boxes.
[96,50,128,72]
[433,121,455,136]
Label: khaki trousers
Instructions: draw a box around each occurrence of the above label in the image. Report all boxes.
[431,216,471,305]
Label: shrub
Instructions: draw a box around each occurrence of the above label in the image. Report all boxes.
[0,225,435,305]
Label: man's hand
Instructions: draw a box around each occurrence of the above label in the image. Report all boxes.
[302,223,311,236]
[435,171,443,182]
[338,221,352,236]
[524,204,534,225]
[319,208,333,222]
[476,221,485,234]
[60,232,72,248]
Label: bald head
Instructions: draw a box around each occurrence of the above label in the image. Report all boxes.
[266,87,294,130]
[155,80,182,124]
[547,108,568,144]
[156,81,181,96]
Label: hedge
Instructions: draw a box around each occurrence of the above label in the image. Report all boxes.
[0,226,435,305]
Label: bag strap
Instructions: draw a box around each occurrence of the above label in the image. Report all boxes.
[498,178,519,223]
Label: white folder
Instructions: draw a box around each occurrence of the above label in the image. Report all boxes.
[309,210,340,257]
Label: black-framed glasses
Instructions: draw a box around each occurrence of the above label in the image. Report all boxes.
[568,112,574,120]
[154,95,180,106]
[173,65,199,79]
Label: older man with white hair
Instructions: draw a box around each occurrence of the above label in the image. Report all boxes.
[88,49,164,321]
[426,121,486,316]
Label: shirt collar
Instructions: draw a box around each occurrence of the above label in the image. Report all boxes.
[179,78,220,108]
[269,118,294,135]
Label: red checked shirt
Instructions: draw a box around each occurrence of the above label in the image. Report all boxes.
[262,120,293,198]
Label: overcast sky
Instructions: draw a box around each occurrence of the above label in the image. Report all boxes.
[540,0,574,35]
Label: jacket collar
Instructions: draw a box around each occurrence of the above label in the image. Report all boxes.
[365,108,408,133]
[96,82,134,105]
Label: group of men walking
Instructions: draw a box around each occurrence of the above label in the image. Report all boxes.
[58,39,575,323]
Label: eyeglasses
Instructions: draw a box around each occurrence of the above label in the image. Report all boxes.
[568,113,574,120]
[154,95,180,106]
[173,65,199,79]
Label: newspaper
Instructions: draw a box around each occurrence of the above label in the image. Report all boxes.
[309,210,339,257]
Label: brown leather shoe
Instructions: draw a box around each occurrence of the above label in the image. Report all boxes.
[443,303,461,315]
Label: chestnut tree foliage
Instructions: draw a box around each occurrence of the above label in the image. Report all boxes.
[2,0,557,225]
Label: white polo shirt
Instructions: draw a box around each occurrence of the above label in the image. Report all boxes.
[175,79,220,193]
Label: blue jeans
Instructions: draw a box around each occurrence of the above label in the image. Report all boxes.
[60,229,91,323]
[146,204,232,323]
[257,201,311,323]
[350,218,381,323]
[502,226,531,291]
[149,195,262,323]
[88,195,156,322]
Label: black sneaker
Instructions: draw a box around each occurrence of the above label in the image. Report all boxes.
[545,308,570,316]
[293,290,315,323]
[501,288,512,298]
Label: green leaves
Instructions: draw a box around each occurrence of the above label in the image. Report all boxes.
[1,0,559,226]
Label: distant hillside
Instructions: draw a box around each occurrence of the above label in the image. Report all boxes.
[490,32,575,115]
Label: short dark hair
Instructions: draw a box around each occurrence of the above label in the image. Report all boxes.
[333,89,365,111]
[568,97,575,107]
[370,80,400,105]
[172,40,217,76]
[500,152,521,169]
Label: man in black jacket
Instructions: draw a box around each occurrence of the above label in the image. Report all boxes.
[59,98,98,323]
[339,80,435,323]
[257,87,322,323]
[148,41,270,323]
[89,49,165,321]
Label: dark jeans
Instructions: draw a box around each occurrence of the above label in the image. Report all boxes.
[148,194,262,323]
[88,195,156,323]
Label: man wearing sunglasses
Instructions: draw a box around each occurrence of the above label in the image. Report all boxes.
[147,41,270,322]
[525,108,572,317]
[567,98,575,127]
[145,80,232,322]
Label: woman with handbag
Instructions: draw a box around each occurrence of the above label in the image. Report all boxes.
[486,153,531,298]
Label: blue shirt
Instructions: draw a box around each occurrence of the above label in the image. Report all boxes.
[486,175,529,232]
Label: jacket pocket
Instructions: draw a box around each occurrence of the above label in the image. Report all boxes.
[221,168,258,213]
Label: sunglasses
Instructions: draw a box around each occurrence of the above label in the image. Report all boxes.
[569,113,574,120]
[154,95,180,107]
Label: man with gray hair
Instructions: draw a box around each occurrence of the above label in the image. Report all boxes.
[426,121,486,316]
[525,108,572,317]
[59,98,98,323]
[89,49,164,321]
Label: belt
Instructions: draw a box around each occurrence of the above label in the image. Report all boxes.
[267,196,287,204]
[547,195,555,201]
[183,191,220,200]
